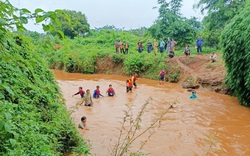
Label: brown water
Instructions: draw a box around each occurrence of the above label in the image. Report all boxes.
[53,70,250,156]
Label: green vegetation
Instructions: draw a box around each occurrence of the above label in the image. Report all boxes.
[0,1,89,155]
[148,0,201,46]
[49,10,90,39]
[0,31,89,155]
[195,0,246,48]
[221,0,250,106]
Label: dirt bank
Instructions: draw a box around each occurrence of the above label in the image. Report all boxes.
[96,54,228,94]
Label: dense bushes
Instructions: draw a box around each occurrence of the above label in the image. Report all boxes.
[221,1,250,106]
[0,33,89,155]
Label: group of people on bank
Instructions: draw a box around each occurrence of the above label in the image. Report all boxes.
[114,35,205,58]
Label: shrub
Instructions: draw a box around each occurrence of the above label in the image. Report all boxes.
[221,1,250,106]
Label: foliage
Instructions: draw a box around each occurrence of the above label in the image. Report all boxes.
[49,10,90,39]
[0,1,90,155]
[147,0,200,46]
[221,0,250,106]
[124,53,154,75]
[195,0,246,48]
[0,32,90,155]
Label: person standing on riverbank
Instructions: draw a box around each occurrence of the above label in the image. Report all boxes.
[120,40,125,54]
[138,40,143,53]
[81,89,93,106]
[125,41,129,54]
[196,35,204,54]
[160,38,165,53]
[72,87,85,98]
[171,38,177,52]
[166,37,171,53]
[153,39,158,55]
[147,39,152,53]
[115,41,119,54]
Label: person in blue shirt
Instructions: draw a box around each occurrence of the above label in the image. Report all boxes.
[159,38,165,53]
[189,90,198,99]
[147,39,152,53]
[196,35,204,54]
[93,85,103,98]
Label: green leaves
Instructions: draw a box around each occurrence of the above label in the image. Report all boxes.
[35,8,44,13]
[48,9,90,39]
[221,0,250,106]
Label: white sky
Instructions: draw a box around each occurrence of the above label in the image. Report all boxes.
[9,0,203,32]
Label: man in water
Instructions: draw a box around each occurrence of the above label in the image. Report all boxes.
[81,89,94,106]
[189,90,198,99]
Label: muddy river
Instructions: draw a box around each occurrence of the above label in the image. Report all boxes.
[53,70,250,156]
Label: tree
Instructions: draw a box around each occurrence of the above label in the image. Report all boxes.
[221,0,250,106]
[194,0,246,48]
[148,0,199,45]
[49,10,90,39]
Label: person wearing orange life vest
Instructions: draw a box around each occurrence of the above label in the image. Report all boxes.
[131,73,138,88]
[106,84,116,96]
[125,41,129,54]
[93,85,103,98]
[126,78,133,93]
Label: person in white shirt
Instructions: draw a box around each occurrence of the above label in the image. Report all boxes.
[210,52,217,62]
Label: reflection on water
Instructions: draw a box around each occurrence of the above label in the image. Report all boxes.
[53,70,250,156]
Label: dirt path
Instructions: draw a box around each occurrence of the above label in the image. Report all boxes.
[167,54,227,93]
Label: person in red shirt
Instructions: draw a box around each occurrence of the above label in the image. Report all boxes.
[159,69,166,85]
[72,87,85,98]
[126,78,133,93]
[106,84,116,96]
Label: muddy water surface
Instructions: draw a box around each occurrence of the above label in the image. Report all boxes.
[53,70,250,156]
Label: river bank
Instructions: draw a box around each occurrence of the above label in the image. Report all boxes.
[95,54,228,94]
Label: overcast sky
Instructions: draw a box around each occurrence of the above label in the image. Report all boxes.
[10,0,203,32]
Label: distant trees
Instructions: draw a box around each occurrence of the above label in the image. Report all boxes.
[221,0,250,106]
[49,10,90,38]
[148,0,201,46]
[194,0,246,48]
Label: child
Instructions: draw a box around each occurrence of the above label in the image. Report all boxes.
[81,89,93,106]
[78,116,89,130]
[132,73,138,89]
[210,52,217,62]
[169,50,174,58]
[106,84,115,96]
[159,69,166,85]
[126,78,133,93]
[189,90,198,99]
[93,85,103,98]
[72,87,85,98]
[184,45,190,57]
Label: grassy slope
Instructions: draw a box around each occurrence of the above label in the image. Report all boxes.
[0,32,89,155]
